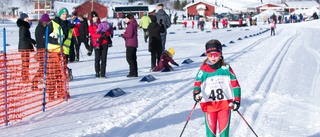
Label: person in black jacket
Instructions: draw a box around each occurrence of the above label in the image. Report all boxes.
[148,15,164,70]
[32,13,51,89]
[35,13,51,49]
[155,3,171,53]
[78,14,92,56]
[17,13,36,82]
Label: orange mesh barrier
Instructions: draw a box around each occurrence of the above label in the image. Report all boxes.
[0,49,69,126]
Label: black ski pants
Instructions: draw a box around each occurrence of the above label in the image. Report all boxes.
[126,46,138,76]
[94,44,108,77]
[151,50,161,69]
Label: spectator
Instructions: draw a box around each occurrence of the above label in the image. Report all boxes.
[139,13,151,43]
[121,14,139,78]
[148,15,165,70]
[32,13,51,89]
[68,11,81,62]
[17,13,36,82]
[78,14,91,56]
[155,3,171,53]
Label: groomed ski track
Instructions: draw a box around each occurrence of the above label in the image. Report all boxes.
[1,23,320,137]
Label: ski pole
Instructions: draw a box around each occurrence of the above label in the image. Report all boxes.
[237,110,258,137]
[179,101,199,137]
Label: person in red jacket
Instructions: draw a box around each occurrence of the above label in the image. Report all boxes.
[88,11,110,78]
[152,48,179,72]
[192,20,195,29]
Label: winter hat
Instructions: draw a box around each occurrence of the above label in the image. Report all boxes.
[91,11,98,18]
[20,13,28,20]
[125,14,134,19]
[71,11,77,16]
[205,39,222,53]
[58,7,69,17]
[150,15,157,22]
[168,48,175,56]
[40,13,50,22]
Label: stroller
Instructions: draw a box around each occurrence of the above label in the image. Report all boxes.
[67,67,73,81]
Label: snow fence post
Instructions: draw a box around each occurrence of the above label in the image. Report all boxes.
[42,26,49,112]
[3,28,9,126]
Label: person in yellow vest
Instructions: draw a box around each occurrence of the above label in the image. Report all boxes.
[48,7,74,58]
[47,7,74,99]
[139,13,151,43]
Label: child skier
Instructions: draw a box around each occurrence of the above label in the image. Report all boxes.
[193,39,241,137]
[151,48,179,72]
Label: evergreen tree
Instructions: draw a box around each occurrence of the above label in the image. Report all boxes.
[174,0,180,10]
[181,0,187,10]
[148,0,154,4]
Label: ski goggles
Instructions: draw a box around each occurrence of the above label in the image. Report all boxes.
[206,52,221,58]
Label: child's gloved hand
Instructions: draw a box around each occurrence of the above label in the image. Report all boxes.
[193,90,201,102]
[229,101,240,111]
[173,62,179,66]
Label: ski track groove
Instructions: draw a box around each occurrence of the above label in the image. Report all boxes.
[229,28,297,136]
[241,29,300,137]
[302,28,320,135]
[226,29,283,63]
[109,79,194,136]
[254,29,299,92]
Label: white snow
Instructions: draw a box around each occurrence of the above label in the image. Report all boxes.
[1,12,320,137]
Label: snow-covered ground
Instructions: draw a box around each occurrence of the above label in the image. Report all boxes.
[1,18,320,137]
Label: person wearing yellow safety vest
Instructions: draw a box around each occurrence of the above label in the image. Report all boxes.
[46,7,74,99]
[139,13,151,43]
[47,7,74,59]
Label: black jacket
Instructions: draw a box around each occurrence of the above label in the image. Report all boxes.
[35,22,46,49]
[148,16,165,52]
[155,9,171,34]
[79,18,89,41]
[17,19,35,50]
[47,17,74,45]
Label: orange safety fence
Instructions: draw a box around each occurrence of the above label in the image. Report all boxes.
[0,49,70,126]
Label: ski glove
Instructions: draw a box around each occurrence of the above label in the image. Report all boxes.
[193,90,201,102]
[229,101,240,111]
[173,62,179,66]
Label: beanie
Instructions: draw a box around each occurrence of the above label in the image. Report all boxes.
[40,14,50,22]
[71,11,77,16]
[91,11,98,18]
[20,13,28,20]
[168,48,175,56]
[205,40,222,53]
[58,8,69,17]
[125,14,134,19]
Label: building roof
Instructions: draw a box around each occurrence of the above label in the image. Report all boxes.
[114,5,149,13]
[284,1,319,8]
[183,1,215,10]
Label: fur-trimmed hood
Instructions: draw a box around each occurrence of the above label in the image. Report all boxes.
[16,18,30,29]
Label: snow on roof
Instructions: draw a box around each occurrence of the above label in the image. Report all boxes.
[215,7,232,14]
[285,1,319,8]
[183,0,215,10]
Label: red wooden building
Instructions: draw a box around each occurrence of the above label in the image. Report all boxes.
[183,1,215,18]
[74,0,108,19]
[33,0,53,14]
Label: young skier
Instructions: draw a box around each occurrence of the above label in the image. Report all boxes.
[193,39,241,137]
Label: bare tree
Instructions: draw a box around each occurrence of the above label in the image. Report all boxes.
[0,0,12,22]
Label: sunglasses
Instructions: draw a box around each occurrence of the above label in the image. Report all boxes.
[206,52,221,58]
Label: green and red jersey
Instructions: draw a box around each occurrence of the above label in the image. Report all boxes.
[194,63,241,112]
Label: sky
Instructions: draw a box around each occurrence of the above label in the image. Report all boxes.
[1,1,320,137]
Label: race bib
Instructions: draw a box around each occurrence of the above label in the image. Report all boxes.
[201,76,233,102]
